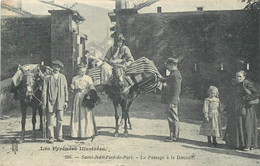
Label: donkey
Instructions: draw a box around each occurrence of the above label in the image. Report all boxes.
[11,64,45,143]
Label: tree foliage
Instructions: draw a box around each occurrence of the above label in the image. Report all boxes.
[242,0,260,10]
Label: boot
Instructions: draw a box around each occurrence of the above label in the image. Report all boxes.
[207,136,213,147]
[164,132,175,142]
[212,136,219,147]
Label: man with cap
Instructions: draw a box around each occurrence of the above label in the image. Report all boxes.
[161,57,182,142]
[42,60,68,143]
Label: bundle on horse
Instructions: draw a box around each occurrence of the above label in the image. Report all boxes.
[88,57,163,137]
[10,64,46,143]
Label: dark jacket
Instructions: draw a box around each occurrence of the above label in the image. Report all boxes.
[161,69,182,105]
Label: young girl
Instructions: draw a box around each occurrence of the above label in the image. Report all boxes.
[200,86,222,147]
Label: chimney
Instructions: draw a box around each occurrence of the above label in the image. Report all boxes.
[157,7,162,13]
[17,0,22,10]
[197,7,203,11]
[116,0,122,10]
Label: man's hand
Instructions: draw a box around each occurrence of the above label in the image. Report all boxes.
[64,102,68,110]
[163,83,167,88]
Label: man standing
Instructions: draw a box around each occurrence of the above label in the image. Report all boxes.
[42,60,68,143]
[161,58,182,142]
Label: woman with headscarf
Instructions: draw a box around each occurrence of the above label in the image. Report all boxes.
[101,33,134,84]
[225,70,259,151]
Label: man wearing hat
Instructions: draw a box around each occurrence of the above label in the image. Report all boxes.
[42,60,68,143]
[161,57,182,142]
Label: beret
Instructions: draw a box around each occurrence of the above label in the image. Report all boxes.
[52,60,64,68]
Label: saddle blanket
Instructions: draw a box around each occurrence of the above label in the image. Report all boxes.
[87,57,163,94]
[12,64,38,86]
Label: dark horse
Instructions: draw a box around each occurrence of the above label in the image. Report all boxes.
[104,66,160,137]
[11,64,45,143]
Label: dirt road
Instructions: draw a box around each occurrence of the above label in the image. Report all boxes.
[0,94,259,166]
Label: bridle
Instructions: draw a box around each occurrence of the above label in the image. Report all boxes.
[19,70,43,104]
[111,67,130,94]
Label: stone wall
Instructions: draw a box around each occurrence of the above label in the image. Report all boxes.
[49,10,74,82]
[116,10,259,100]
[1,16,52,81]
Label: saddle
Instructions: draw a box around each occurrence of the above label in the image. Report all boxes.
[111,67,158,93]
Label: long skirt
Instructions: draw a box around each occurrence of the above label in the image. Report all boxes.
[199,110,222,137]
[70,91,97,138]
[225,105,258,149]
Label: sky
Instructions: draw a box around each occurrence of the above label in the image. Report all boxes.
[1,0,247,44]
[1,0,247,14]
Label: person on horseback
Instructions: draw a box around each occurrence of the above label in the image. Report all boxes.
[42,60,68,143]
[101,33,134,85]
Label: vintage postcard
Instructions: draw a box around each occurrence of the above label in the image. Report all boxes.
[1,0,259,166]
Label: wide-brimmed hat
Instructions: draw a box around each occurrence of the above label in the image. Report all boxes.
[52,60,64,68]
[166,58,178,64]
[77,64,87,70]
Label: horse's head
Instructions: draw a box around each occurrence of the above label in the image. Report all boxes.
[18,64,43,102]
[111,67,129,93]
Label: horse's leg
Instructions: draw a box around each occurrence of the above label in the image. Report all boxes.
[126,100,133,130]
[32,106,37,141]
[126,111,132,130]
[113,101,119,137]
[123,111,128,137]
[20,104,27,143]
[119,115,124,126]
[121,102,128,137]
[126,91,139,130]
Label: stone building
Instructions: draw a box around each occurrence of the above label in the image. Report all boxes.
[1,4,85,81]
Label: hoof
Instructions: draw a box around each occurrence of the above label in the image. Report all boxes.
[124,132,128,137]
[114,132,119,137]
[129,126,132,130]
[19,139,24,144]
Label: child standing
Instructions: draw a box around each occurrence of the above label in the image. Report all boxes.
[200,86,222,147]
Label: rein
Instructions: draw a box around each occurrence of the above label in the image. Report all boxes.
[18,74,43,104]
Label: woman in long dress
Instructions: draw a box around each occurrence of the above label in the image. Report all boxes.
[70,65,97,139]
[225,70,259,151]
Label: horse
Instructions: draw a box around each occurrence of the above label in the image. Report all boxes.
[87,57,163,137]
[104,65,161,137]
[11,64,45,143]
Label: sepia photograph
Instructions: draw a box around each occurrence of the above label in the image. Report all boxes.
[0,0,259,166]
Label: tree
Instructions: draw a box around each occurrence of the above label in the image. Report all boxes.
[242,0,260,10]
